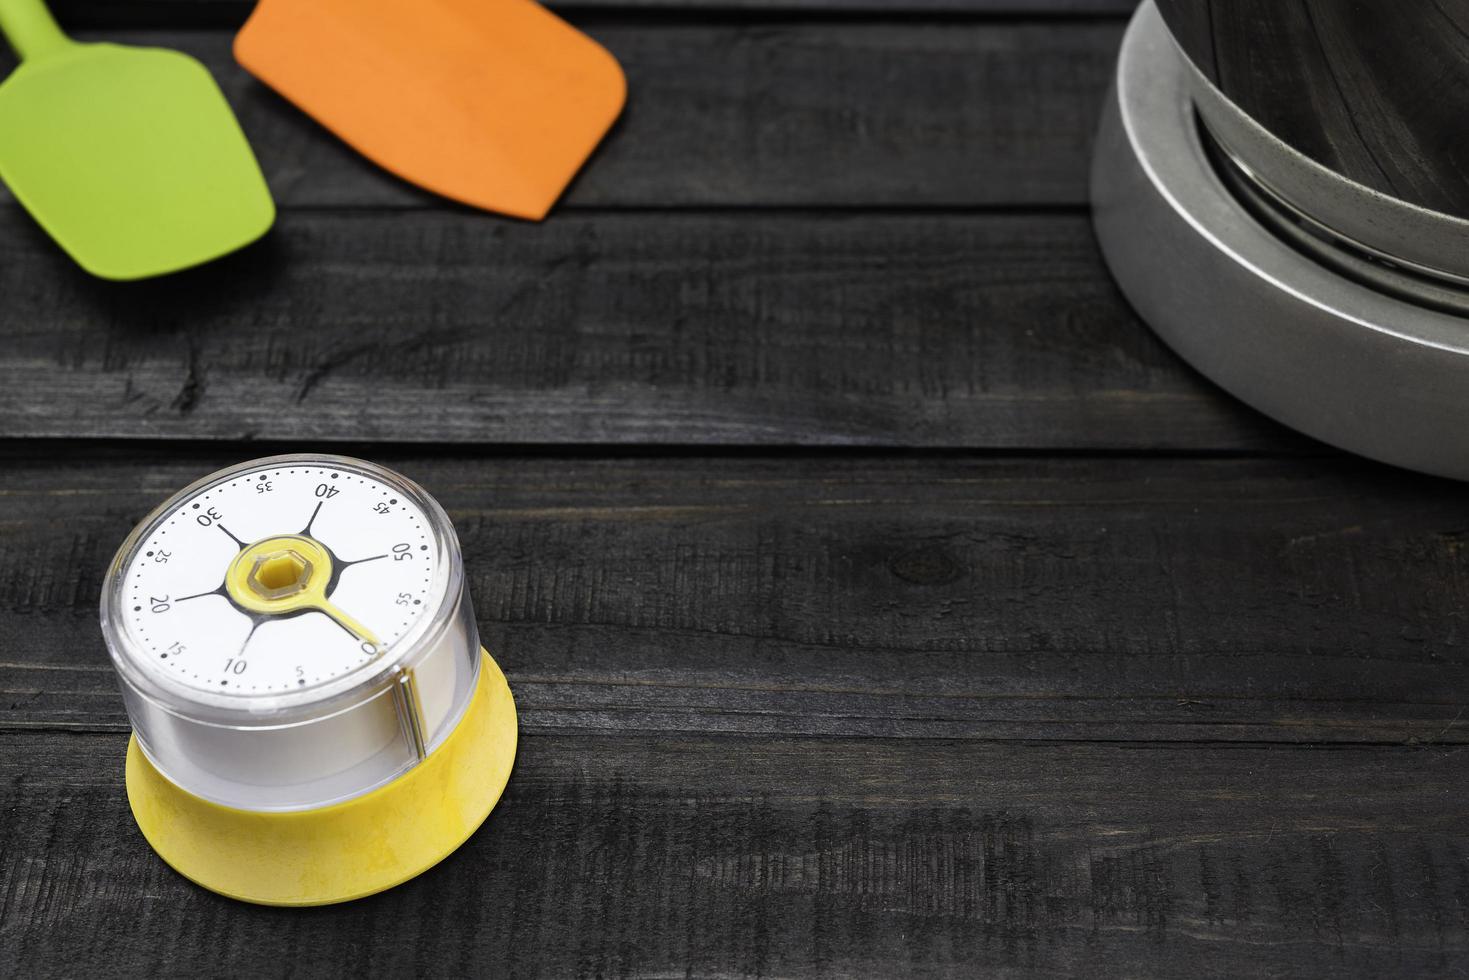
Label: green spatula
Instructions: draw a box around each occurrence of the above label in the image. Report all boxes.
[0,0,274,279]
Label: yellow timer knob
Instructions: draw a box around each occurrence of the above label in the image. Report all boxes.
[225,534,380,649]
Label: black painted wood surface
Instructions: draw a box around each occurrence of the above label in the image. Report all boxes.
[6,731,1466,977]
[1,2,1465,978]
[49,0,1137,23]
[0,24,1120,209]
[4,447,1469,743]
[0,211,1288,449]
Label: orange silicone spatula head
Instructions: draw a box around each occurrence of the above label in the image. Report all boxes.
[235,0,625,221]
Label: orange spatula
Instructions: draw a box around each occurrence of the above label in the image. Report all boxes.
[235,0,625,221]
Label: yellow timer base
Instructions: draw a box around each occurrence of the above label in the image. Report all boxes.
[125,650,517,906]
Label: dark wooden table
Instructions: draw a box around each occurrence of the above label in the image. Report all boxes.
[3,2,1467,977]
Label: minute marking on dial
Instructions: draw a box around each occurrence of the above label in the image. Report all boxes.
[175,585,225,603]
[301,500,324,536]
[236,619,263,659]
[212,522,247,548]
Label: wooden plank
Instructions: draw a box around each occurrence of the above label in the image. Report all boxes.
[4,449,1464,743]
[0,23,1121,209]
[0,211,1283,449]
[2,730,1465,976]
[50,1,1138,28]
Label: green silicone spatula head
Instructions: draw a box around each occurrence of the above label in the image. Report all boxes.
[0,0,274,279]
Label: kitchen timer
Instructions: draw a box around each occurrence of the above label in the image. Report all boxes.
[100,455,516,905]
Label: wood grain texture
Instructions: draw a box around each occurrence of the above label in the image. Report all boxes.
[47,0,1137,27]
[3,730,1466,978]
[0,23,1120,210]
[4,449,1465,744]
[0,210,1288,449]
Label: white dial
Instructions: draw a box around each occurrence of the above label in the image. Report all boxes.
[118,461,445,696]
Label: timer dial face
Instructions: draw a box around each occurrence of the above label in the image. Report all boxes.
[118,462,443,696]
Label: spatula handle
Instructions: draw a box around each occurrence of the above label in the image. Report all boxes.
[0,0,70,61]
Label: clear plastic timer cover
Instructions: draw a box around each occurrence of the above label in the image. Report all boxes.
[100,455,482,812]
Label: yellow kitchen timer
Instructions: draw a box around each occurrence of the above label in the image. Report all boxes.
[99,455,517,906]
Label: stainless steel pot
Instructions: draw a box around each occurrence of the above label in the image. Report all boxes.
[1091,2,1469,480]
[1156,0,1469,285]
